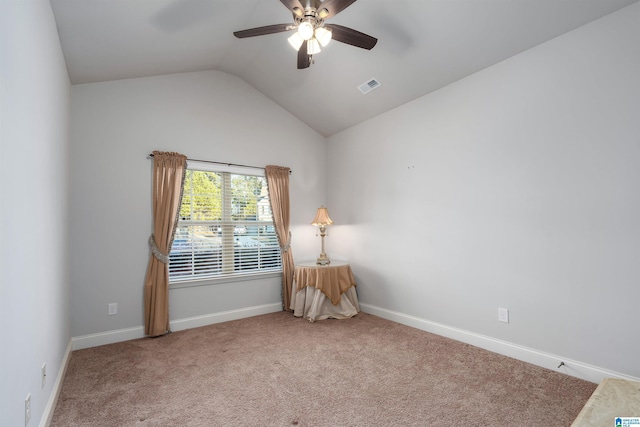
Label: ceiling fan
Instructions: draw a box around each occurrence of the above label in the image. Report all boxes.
[233,0,377,69]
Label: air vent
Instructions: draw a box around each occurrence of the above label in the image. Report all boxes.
[357,78,382,94]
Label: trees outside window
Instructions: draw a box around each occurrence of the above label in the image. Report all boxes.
[169,169,281,282]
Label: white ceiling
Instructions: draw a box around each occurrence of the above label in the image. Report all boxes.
[50,0,639,137]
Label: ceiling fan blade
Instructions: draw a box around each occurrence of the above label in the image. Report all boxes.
[324,24,377,50]
[316,0,357,19]
[297,41,310,69]
[280,0,305,16]
[233,24,293,38]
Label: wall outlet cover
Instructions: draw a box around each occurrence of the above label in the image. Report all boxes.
[498,308,509,323]
[41,363,46,388]
[25,393,31,425]
[108,303,118,315]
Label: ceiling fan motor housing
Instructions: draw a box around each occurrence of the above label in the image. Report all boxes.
[294,7,324,29]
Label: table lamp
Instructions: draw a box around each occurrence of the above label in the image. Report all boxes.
[311,206,333,265]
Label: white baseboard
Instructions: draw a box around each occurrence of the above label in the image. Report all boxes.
[40,339,72,427]
[72,303,282,350]
[169,303,282,332]
[359,303,640,384]
[72,325,146,350]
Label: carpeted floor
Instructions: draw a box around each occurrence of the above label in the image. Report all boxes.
[51,312,596,426]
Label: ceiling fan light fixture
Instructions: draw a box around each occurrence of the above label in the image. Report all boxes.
[288,32,304,51]
[307,38,322,55]
[298,21,314,40]
[233,0,377,70]
[314,27,332,47]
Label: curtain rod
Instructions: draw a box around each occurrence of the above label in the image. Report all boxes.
[147,153,291,174]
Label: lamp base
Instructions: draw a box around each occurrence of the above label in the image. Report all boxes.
[316,256,331,266]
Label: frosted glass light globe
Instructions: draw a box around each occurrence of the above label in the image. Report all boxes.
[307,38,321,55]
[298,21,314,40]
[314,27,332,47]
[288,32,304,50]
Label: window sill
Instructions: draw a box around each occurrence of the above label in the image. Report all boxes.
[169,270,282,289]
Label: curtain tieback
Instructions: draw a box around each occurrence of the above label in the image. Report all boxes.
[281,231,291,252]
[148,234,169,264]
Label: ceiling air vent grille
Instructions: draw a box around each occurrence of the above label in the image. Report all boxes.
[357,78,381,94]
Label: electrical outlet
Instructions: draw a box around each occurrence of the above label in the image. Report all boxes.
[25,393,31,425]
[498,308,509,323]
[108,303,118,316]
[41,363,46,389]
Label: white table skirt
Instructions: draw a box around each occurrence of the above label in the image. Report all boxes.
[290,284,360,323]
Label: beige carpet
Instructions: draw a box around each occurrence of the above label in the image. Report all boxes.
[51,312,596,426]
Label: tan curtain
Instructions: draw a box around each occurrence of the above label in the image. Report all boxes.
[144,151,187,337]
[265,165,294,311]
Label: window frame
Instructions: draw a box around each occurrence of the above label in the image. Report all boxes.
[168,161,282,288]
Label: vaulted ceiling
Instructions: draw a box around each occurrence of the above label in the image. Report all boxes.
[50,0,639,136]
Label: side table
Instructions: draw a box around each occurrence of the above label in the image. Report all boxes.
[290,261,360,322]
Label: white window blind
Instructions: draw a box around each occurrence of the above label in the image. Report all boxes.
[169,166,282,283]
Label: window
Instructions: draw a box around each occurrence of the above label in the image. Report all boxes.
[169,164,281,283]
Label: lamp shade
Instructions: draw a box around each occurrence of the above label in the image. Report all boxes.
[288,32,304,50]
[307,38,321,55]
[298,21,314,40]
[311,206,333,226]
[314,27,332,47]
